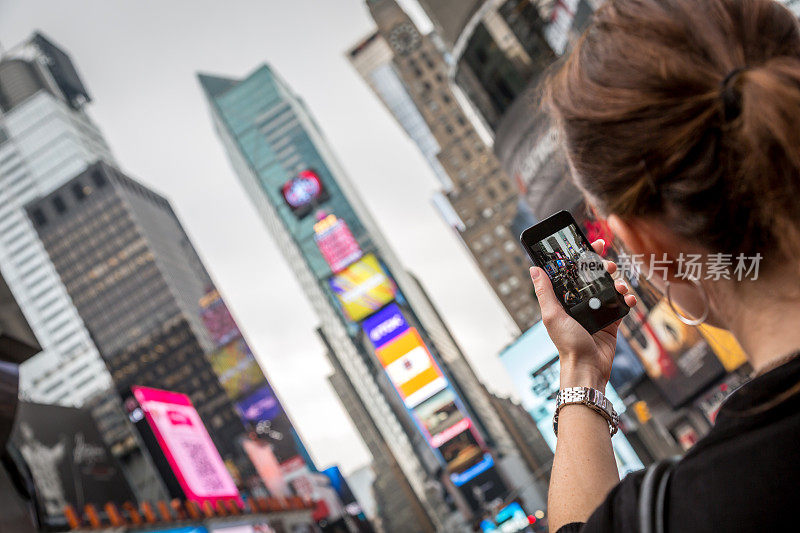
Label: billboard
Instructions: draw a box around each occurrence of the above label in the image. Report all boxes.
[132,386,241,506]
[375,328,447,408]
[281,169,329,218]
[199,289,241,347]
[499,322,644,477]
[210,338,265,399]
[313,214,362,273]
[619,300,725,407]
[329,253,397,321]
[12,402,136,521]
[242,438,291,499]
[236,385,282,423]
[236,386,299,463]
[362,303,409,348]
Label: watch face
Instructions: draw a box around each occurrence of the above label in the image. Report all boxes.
[388,22,421,56]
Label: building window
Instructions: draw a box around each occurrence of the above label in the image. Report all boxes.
[31,208,47,227]
[91,170,107,188]
[72,183,88,201]
[52,195,66,214]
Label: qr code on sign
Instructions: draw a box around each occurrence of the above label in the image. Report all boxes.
[180,439,225,492]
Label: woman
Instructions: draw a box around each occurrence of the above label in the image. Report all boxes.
[530,0,800,531]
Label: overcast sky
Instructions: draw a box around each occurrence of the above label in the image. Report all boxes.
[0,0,523,474]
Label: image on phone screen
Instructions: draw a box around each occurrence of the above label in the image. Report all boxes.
[521,211,628,333]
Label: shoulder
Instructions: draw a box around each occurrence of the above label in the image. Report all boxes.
[556,470,646,533]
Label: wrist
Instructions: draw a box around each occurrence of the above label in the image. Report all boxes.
[559,359,608,390]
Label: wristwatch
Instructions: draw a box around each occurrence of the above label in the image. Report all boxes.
[554,386,620,437]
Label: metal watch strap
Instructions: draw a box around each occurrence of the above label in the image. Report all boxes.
[553,386,620,437]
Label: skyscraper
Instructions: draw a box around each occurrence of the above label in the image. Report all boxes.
[321,329,435,533]
[25,161,314,496]
[199,64,545,527]
[349,0,541,333]
[0,33,114,406]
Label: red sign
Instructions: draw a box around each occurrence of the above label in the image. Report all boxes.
[132,386,242,506]
[313,214,362,273]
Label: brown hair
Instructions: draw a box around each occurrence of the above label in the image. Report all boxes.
[546,0,800,264]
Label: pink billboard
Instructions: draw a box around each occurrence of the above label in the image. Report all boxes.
[313,214,362,273]
[132,386,242,506]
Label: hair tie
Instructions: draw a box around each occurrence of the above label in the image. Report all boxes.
[720,67,748,122]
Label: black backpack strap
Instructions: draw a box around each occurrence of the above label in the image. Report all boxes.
[638,456,680,533]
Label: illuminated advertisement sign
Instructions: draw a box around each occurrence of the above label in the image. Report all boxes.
[362,303,409,348]
[329,253,397,321]
[480,502,529,532]
[131,386,241,506]
[236,385,281,423]
[242,438,291,499]
[375,328,446,408]
[281,169,328,217]
[199,289,241,348]
[449,453,494,487]
[619,300,725,407]
[499,323,644,477]
[210,339,265,399]
[313,214,362,273]
[413,387,465,445]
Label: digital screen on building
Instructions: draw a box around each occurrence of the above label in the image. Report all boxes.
[499,322,644,477]
[199,289,241,348]
[328,253,397,321]
[131,386,241,506]
[281,169,328,218]
[242,438,291,499]
[235,385,300,463]
[438,424,484,474]
[210,338,265,399]
[313,214,362,273]
[619,300,725,408]
[375,327,447,408]
[413,388,467,446]
[362,302,409,348]
[480,502,529,532]
[236,385,281,423]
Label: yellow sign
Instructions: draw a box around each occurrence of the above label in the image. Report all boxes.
[328,254,396,321]
[632,401,652,424]
[697,323,748,371]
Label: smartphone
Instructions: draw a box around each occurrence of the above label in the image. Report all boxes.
[520,210,629,334]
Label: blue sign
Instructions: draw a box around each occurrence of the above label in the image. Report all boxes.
[499,322,644,477]
[480,502,529,532]
[361,303,409,347]
[449,453,494,487]
[236,385,282,423]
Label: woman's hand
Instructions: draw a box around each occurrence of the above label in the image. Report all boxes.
[529,239,637,390]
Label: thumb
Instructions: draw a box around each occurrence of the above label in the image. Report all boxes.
[530,267,567,324]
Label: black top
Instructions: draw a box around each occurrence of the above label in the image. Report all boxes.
[558,354,800,532]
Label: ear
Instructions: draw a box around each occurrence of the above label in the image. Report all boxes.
[607,215,686,280]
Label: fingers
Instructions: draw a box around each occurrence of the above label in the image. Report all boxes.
[615,279,637,306]
[615,278,638,307]
[591,239,605,255]
[530,267,569,326]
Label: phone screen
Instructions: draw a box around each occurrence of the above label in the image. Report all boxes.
[521,211,628,333]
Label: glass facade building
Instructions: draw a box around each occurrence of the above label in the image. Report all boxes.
[200,64,543,526]
[0,33,114,407]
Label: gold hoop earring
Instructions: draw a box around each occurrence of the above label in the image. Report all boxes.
[665,278,709,326]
